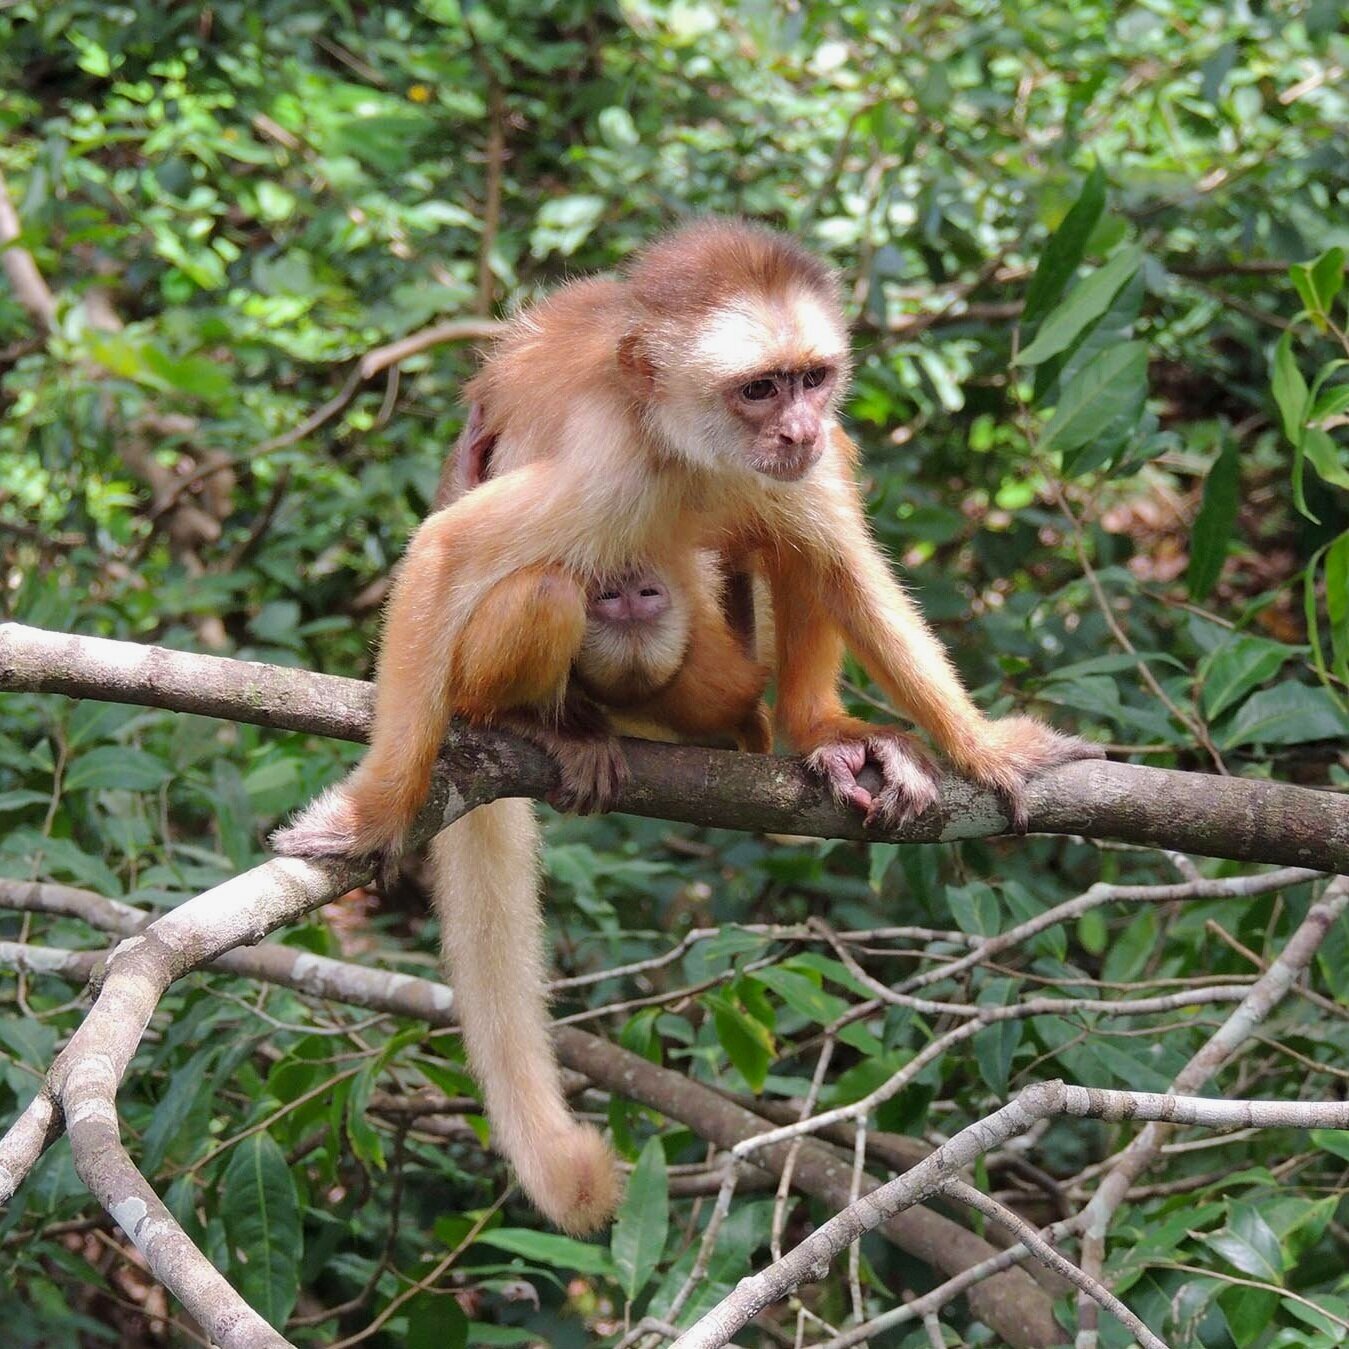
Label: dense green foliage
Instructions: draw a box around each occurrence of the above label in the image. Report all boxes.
[2,2,1348,1346]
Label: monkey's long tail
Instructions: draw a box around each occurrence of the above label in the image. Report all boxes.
[430,799,621,1234]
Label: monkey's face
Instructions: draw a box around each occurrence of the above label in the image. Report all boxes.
[724,364,839,481]
[638,285,849,483]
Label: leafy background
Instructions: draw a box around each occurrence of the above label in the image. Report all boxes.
[1,2,1347,1346]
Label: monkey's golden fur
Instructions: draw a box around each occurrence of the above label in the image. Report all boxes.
[275,218,1100,1232]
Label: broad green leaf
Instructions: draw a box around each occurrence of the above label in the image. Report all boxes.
[407,1292,468,1349]
[1101,908,1159,984]
[1204,1204,1284,1283]
[1023,163,1106,324]
[612,1137,669,1299]
[705,992,775,1092]
[598,106,640,149]
[1016,245,1141,366]
[1219,681,1349,748]
[65,746,172,793]
[1042,341,1148,463]
[220,1134,302,1328]
[1295,245,1347,330]
[0,789,53,814]
[477,1227,615,1278]
[1219,1285,1280,1347]
[754,966,848,1024]
[1302,426,1349,491]
[947,881,1000,937]
[1310,1128,1349,1164]
[1200,634,1296,720]
[1187,436,1240,600]
[1280,1293,1349,1338]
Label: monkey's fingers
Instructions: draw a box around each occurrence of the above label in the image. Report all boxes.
[547,737,630,815]
[863,731,941,829]
[806,741,874,817]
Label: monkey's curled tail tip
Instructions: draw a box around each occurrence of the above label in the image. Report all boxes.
[521,1123,622,1236]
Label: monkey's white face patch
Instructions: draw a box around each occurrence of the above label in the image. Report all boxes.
[692,289,847,381]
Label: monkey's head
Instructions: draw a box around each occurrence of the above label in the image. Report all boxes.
[619,219,851,483]
[574,567,690,706]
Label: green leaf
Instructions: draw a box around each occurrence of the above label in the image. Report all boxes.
[611,1137,669,1299]
[1200,634,1296,720]
[1271,331,1316,521]
[705,992,775,1093]
[947,881,1000,937]
[0,789,53,814]
[220,1134,302,1328]
[1016,245,1141,366]
[973,979,1021,1094]
[754,966,848,1024]
[1310,1128,1349,1164]
[1326,530,1349,685]
[1302,426,1349,491]
[1295,246,1347,330]
[530,195,606,259]
[598,107,640,149]
[1204,1204,1284,1283]
[1187,436,1240,600]
[476,1227,615,1278]
[407,1292,468,1349]
[1219,681,1349,748]
[1042,341,1148,464]
[64,746,172,793]
[1023,163,1106,324]
[346,1059,386,1171]
[1219,1285,1280,1347]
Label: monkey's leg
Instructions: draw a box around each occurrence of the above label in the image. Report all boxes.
[273,463,591,860]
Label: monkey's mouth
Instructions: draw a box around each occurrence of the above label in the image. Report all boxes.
[751,442,823,482]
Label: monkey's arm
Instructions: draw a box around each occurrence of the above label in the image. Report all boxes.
[768,432,1102,828]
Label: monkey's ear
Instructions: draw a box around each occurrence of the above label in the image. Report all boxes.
[456,401,498,490]
[617,331,657,397]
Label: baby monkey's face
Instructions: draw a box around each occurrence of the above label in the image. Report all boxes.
[587,572,672,626]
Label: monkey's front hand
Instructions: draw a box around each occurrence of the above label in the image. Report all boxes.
[954,716,1105,833]
[804,722,942,829]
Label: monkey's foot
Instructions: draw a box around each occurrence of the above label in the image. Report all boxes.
[270,784,402,862]
[807,728,941,829]
[956,716,1106,833]
[547,733,629,814]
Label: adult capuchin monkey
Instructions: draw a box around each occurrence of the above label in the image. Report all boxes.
[275,218,1101,1232]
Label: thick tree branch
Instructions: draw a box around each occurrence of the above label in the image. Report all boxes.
[2,622,1347,870]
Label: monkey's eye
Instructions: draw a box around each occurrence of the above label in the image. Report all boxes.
[597,590,621,603]
[801,366,830,389]
[740,378,777,401]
